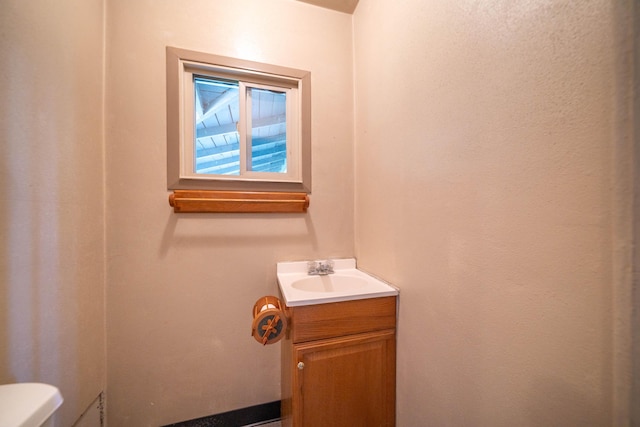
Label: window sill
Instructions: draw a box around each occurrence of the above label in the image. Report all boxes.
[168,190,309,214]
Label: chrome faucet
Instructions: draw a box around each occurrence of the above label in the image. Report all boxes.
[307,259,335,275]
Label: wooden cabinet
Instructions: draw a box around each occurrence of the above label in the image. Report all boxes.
[281,296,397,427]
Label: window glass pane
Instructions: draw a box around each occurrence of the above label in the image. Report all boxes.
[194,76,240,175]
[248,87,287,173]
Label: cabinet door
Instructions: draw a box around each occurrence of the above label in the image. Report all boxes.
[293,330,395,427]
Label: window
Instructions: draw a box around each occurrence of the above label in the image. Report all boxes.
[189,77,291,177]
[167,47,311,193]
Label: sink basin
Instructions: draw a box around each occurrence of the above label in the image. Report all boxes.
[292,275,367,292]
[277,258,398,306]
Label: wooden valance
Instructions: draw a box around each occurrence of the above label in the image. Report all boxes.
[168,190,309,214]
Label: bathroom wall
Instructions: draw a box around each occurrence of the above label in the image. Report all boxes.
[0,0,106,426]
[105,0,354,424]
[353,1,634,426]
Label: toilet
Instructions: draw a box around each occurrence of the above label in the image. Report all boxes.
[0,383,63,427]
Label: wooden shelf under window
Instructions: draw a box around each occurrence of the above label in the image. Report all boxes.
[168,190,309,214]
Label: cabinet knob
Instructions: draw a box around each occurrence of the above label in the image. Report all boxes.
[297,362,305,370]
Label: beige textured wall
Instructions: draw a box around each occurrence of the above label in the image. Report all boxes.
[105,0,353,425]
[353,1,632,426]
[0,0,106,426]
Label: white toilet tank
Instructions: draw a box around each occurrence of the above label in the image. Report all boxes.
[0,383,63,427]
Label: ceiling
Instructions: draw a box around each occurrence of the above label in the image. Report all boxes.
[295,0,359,14]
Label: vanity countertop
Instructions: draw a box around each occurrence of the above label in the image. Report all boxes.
[277,258,398,307]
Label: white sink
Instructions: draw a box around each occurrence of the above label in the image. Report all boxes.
[291,275,368,292]
[277,258,398,306]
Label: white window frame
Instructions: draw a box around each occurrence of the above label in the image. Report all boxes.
[167,47,311,193]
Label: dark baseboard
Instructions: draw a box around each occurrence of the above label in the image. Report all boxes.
[163,400,280,427]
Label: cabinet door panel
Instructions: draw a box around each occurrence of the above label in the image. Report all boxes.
[293,330,395,427]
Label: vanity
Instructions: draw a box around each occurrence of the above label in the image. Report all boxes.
[277,259,398,427]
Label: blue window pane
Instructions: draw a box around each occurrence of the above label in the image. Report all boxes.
[193,76,240,175]
[248,87,287,173]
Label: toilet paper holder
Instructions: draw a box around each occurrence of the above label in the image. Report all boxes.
[251,296,288,345]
